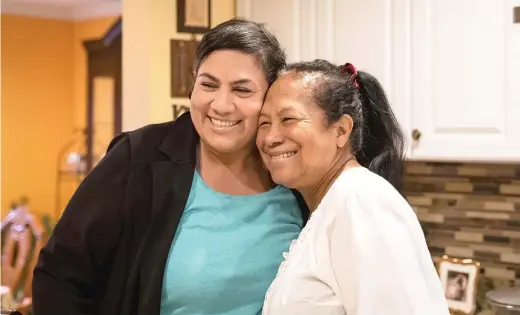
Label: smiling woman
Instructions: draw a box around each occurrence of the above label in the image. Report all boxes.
[31,18,309,315]
[190,50,268,158]
[257,60,449,315]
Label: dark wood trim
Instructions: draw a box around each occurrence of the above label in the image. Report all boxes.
[177,0,211,34]
[83,18,122,52]
[84,17,122,172]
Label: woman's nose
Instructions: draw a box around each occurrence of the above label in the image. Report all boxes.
[264,124,284,147]
[211,90,234,115]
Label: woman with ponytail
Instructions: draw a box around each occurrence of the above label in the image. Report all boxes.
[257,60,449,315]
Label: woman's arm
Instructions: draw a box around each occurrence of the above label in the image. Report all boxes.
[32,134,131,315]
[329,188,450,315]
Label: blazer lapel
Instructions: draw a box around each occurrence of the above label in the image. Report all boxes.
[126,112,310,314]
[138,160,195,315]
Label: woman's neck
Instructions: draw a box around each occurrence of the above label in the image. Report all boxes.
[300,154,359,212]
[198,141,273,195]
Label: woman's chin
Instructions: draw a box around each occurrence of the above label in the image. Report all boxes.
[270,172,297,189]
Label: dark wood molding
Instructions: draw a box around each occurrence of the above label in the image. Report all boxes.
[83,18,122,52]
[84,17,122,172]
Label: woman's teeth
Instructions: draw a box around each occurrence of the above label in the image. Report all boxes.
[210,118,240,127]
[271,152,296,160]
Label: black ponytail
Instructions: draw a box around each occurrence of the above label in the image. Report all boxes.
[355,71,405,191]
[281,60,405,191]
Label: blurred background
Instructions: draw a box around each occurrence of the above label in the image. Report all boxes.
[1,0,519,314]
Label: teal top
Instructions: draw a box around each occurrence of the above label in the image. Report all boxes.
[160,171,303,315]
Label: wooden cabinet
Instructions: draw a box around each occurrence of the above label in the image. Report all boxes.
[237,0,520,162]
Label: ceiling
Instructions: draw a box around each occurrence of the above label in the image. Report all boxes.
[3,0,119,9]
[1,0,121,20]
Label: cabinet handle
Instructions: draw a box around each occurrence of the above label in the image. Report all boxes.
[515,6,520,23]
[412,129,422,141]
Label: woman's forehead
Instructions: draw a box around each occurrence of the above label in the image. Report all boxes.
[198,50,266,83]
[267,74,314,102]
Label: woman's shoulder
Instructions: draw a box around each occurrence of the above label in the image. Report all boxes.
[326,167,411,213]
[111,112,197,164]
[123,121,175,150]
[322,167,421,239]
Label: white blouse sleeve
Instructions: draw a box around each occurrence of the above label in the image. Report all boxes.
[328,187,450,315]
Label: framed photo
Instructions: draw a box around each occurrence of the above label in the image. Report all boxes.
[438,255,481,315]
[170,39,199,97]
[177,0,211,34]
[172,104,190,120]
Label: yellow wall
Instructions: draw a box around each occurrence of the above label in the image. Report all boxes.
[1,15,74,218]
[1,15,118,218]
[2,0,235,217]
[122,0,236,131]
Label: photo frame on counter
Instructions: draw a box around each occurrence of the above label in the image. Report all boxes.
[177,0,211,34]
[438,255,481,315]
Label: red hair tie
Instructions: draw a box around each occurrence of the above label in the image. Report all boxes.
[341,62,359,88]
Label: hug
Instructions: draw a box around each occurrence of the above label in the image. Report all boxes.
[31,18,449,315]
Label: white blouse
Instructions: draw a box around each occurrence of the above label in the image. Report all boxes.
[263,167,450,315]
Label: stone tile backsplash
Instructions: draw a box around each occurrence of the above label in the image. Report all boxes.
[403,161,520,312]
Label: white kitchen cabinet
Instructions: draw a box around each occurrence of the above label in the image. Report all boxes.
[331,0,413,158]
[409,0,520,162]
[236,0,520,162]
[236,0,336,63]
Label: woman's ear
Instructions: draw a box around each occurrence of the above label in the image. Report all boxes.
[336,114,353,148]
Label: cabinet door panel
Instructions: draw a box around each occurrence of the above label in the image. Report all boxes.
[236,0,335,63]
[333,0,413,157]
[411,0,520,161]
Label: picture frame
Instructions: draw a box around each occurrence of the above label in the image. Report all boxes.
[177,0,211,34]
[172,104,190,120]
[438,255,481,315]
[170,39,200,98]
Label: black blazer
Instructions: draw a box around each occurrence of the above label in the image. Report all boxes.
[32,112,309,315]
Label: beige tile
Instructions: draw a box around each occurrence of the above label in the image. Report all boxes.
[426,192,465,200]
[485,267,516,280]
[455,231,484,242]
[500,253,520,264]
[466,211,510,220]
[500,184,520,195]
[446,182,473,193]
[459,227,484,233]
[458,200,486,210]
[502,230,520,239]
[458,166,487,176]
[446,246,473,258]
[505,196,520,203]
[510,239,520,248]
[405,164,434,175]
[493,168,517,177]
[429,230,455,242]
[483,201,515,212]
[470,244,514,253]
[407,196,433,206]
[417,212,444,223]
